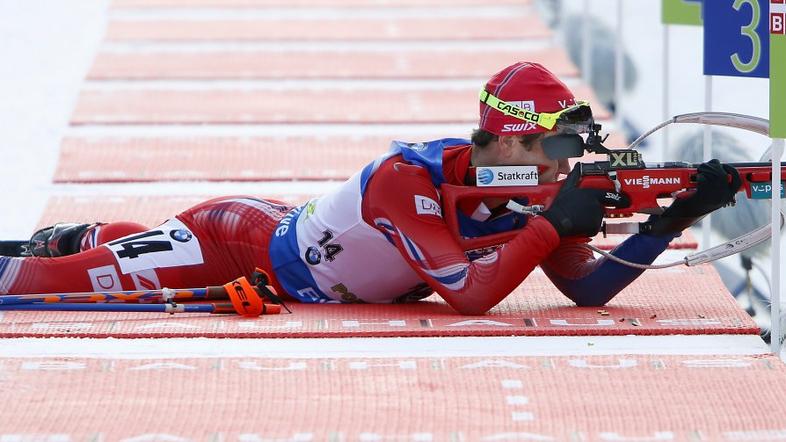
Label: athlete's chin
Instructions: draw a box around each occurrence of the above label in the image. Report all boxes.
[538,175,558,184]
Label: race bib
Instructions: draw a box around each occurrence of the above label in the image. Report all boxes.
[105,218,204,274]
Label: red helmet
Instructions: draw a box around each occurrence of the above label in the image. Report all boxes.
[479,62,577,136]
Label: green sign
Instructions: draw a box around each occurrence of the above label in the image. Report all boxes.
[772,0,786,137]
[662,0,703,25]
[750,181,785,198]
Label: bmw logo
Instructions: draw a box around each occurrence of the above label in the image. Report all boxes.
[305,246,322,265]
[170,229,193,243]
[477,168,494,185]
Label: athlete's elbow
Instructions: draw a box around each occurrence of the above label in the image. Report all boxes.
[551,280,617,307]
[439,288,509,315]
[454,304,493,315]
[573,297,610,307]
[570,290,616,307]
[444,297,496,315]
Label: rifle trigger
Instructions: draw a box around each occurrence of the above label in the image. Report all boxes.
[607,171,621,193]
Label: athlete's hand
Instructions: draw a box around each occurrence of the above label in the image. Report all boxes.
[642,159,741,236]
[541,165,630,237]
[665,159,741,217]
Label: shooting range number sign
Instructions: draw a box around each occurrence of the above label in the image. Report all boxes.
[704,0,771,77]
[774,0,786,34]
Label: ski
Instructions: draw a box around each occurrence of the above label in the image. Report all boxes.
[0,240,28,257]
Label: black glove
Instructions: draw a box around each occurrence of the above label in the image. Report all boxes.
[641,159,741,236]
[542,165,630,237]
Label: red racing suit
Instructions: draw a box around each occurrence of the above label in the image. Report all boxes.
[0,139,675,314]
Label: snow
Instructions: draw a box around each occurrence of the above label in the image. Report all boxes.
[0,0,110,239]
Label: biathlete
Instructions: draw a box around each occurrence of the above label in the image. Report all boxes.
[0,62,740,315]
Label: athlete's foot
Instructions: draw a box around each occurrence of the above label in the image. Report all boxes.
[27,222,99,257]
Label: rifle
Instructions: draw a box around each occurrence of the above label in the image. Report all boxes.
[442,112,785,266]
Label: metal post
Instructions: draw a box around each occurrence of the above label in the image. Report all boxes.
[582,0,592,87]
[615,0,624,131]
[771,138,784,357]
[662,24,670,159]
[702,76,713,249]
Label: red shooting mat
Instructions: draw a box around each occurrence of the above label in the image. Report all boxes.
[1,354,782,438]
[112,0,530,7]
[88,48,578,80]
[52,132,634,184]
[71,85,609,125]
[53,135,394,182]
[106,17,549,42]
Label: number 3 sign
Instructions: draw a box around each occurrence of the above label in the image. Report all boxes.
[704,0,771,77]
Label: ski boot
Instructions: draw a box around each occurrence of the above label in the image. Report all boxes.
[25,222,99,257]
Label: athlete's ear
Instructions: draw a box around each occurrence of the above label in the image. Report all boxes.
[497,135,517,159]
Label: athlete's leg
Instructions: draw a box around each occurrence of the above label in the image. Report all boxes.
[0,247,138,294]
[0,196,292,295]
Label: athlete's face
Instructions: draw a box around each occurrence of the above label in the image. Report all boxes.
[496,133,571,183]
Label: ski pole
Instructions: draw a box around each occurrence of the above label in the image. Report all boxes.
[0,275,283,317]
[0,286,228,307]
[0,302,281,315]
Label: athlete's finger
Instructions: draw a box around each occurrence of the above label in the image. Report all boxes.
[722,164,742,193]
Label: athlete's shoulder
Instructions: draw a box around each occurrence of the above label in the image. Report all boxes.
[388,138,470,162]
[359,138,470,196]
[385,138,470,186]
